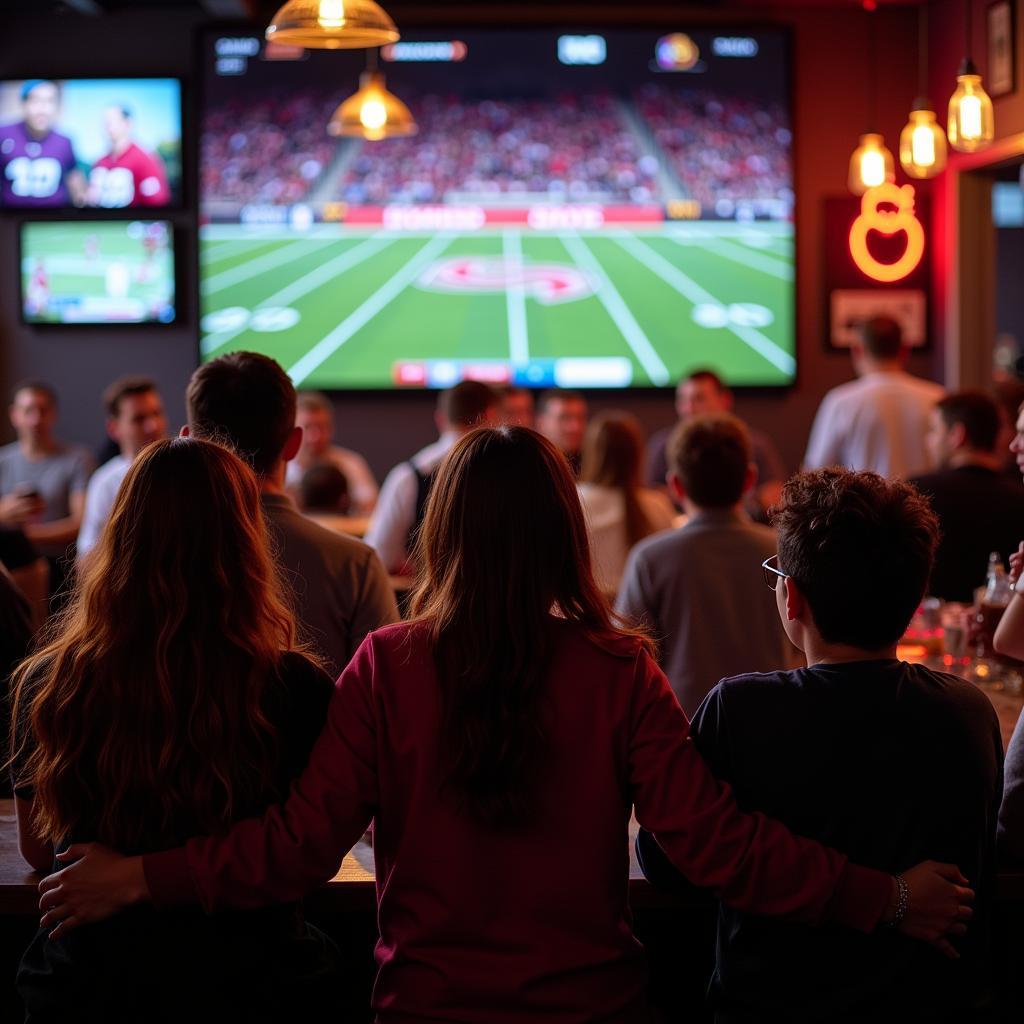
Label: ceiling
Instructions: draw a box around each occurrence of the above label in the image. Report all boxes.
[4,0,927,16]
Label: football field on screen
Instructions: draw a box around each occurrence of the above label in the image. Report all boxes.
[199,222,796,389]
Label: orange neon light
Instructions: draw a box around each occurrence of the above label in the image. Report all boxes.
[848,183,925,283]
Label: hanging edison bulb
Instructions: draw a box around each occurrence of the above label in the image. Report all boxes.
[328,70,417,141]
[947,60,995,152]
[266,0,399,49]
[848,133,895,196]
[899,102,947,178]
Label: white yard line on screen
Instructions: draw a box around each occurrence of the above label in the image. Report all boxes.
[287,234,453,386]
[200,235,397,357]
[558,233,670,387]
[202,237,338,295]
[203,239,272,262]
[681,235,794,281]
[503,230,529,365]
[612,233,795,376]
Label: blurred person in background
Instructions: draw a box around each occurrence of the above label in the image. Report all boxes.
[285,392,378,516]
[910,391,1024,603]
[498,386,535,429]
[577,412,675,596]
[536,389,588,477]
[804,317,943,479]
[366,381,498,574]
[619,414,789,715]
[646,369,784,522]
[77,377,166,561]
[0,382,92,600]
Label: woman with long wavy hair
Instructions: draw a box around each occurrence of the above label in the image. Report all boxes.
[578,411,676,596]
[38,428,969,1023]
[10,436,343,1022]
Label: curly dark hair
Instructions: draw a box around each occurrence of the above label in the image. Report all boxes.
[772,468,939,650]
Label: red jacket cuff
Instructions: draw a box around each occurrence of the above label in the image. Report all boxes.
[142,848,197,910]
[828,863,891,932]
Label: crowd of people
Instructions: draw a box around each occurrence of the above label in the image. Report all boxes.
[201,88,791,215]
[200,92,337,207]
[1,316,1022,1021]
[633,85,792,216]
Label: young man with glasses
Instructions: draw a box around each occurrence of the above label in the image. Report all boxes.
[640,468,1003,1023]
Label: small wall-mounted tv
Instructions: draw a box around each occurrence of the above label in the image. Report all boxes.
[0,78,182,209]
[21,220,176,325]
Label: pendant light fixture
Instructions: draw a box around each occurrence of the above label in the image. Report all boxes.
[328,50,417,141]
[947,0,994,151]
[266,0,399,50]
[899,3,947,178]
[849,1,896,195]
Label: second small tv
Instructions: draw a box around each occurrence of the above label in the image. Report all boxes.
[21,220,177,325]
[0,78,182,209]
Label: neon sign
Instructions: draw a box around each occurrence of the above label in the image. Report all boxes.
[848,182,925,283]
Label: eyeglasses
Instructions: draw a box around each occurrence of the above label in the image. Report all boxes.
[761,554,788,591]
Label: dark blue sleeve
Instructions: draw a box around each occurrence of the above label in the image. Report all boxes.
[999,707,1024,864]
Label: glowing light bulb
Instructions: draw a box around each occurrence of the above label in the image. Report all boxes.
[947,69,994,152]
[910,124,935,167]
[317,0,345,29]
[860,150,885,188]
[899,106,946,178]
[848,133,894,195]
[959,94,982,140]
[359,99,387,131]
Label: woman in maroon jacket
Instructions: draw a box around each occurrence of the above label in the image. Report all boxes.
[38,427,970,1023]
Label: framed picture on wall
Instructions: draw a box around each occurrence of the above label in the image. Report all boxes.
[988,0,1015,97]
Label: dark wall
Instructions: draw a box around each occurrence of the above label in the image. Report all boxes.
[0,5,932,479]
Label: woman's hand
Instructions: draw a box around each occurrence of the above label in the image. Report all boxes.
[37,844,149,939]
[1009,542,1024,588]
[890,861,974,959]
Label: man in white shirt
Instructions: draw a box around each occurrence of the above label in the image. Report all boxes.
[285,391,379,516]
[804,316,944,478]
[77,377,167,559]
[366,381,499,574]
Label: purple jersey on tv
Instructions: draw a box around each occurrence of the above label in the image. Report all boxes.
[0,122,77,207]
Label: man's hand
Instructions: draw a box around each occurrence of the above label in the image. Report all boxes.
[37,844,148,939]
[889,860,974,959]
[0,492,44,526]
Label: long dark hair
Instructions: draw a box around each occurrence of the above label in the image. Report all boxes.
[11,437,304,850]
[580,411,656,547]
[408,427,652,828]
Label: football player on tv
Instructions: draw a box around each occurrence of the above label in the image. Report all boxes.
[87,105,171,209]
[0,80,86,208]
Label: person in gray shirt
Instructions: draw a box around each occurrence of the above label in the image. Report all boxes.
[185,352,399,677]
[0,381,92,561]
[617,414,791,716]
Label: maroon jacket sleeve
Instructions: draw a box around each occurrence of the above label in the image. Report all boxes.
[628,650,891,933]
[144,637,380,911]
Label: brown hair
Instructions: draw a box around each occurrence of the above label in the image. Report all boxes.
[10,437,305,850]
[860,316,903,360]
[580,412,656,547]
[438,380,498,427]
[668,414,752,508]
[408,427,652,828]
[935,391,1001,452]
[773,468,939,650]
[103,375,157,418]
[187,352,296,476]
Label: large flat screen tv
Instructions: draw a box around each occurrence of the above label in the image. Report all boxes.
[0,78,182,209]
[21,220,176,324]
[200,29,793,390]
